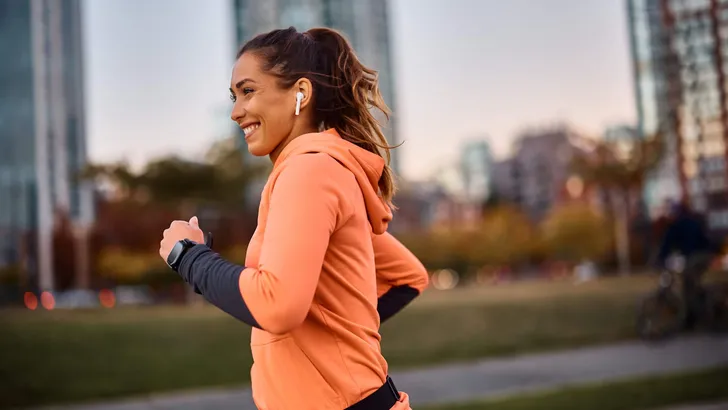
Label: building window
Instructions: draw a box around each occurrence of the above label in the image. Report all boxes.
[709,175,727,192]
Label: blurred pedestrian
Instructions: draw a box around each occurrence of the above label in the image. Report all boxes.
[647,199,674,266]
[656,201,715,330]
[158,26,429,410]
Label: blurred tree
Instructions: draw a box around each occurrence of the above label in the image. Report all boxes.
[466,205,538,268]
[81,136,267,301]
[397,205,538,274]
[220,244,249,266]
[540,202,612,264]
[81,136,268,213]
[93,200,177,252]
[397,230,463,272]
[97,248,162,285]
[570,131,664,275]
[96,247,179,288]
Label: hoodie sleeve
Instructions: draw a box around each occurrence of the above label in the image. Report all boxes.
[237,153,350,335]
[373,232,429,323]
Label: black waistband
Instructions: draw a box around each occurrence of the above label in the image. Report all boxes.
[346,376,400,410]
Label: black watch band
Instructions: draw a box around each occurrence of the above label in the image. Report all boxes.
[166,239,197,271]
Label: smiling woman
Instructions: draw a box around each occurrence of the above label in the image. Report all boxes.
[159,26,429,410]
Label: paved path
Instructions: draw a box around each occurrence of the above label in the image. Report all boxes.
[35,335,728,410]
[662,402,728,410]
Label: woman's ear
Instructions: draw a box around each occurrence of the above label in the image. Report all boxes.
[295,78,313,110]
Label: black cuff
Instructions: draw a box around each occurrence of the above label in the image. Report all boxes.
[178,245,262,329]
[377,285,420,323]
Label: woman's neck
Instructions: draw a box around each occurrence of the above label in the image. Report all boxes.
[269,123,319,164]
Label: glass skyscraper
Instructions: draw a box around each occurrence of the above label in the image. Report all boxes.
[231,0,399,175]
[0,0,93,290]
[459,140,493,205]
[627,0,728,229]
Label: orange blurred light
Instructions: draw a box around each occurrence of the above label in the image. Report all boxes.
[24,292,38,310]
[99,289,116,308]
[566,176,584,198]
[431,269,459,290]
[40,291,55,310]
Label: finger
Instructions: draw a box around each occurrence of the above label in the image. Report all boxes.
[171,220,187,227]
[189,216,199,227]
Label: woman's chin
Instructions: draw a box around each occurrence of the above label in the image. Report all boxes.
[247,142,271,157]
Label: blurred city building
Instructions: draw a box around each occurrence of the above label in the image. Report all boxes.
[231,0,399,175]
[0,0,94,291]
[429,164,482,231]
[627,0,728,232]
[459,139,494,207]
[389,180,480,233]
[411,139,495,232]
[492,126,587,221]
[389,181,443,233]
[603,124,640,146]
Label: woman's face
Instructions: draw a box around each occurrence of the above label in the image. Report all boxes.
[229,52,298,157]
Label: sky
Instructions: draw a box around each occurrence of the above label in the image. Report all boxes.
[83,0,636,181]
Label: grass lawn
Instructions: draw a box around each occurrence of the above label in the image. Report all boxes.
[423,366,728,410]
[0,274,695,408]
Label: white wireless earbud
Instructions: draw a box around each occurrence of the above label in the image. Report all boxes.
[295,92,304,116]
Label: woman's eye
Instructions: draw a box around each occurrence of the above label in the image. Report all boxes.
[243,88,254,95]
[229,93,237,102]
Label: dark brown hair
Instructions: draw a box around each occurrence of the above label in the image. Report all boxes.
[238,26,397,205]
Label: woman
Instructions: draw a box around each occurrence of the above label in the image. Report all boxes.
[158,26,429,410]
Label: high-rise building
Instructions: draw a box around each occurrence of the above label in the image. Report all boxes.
[491,126,584,221]
[459,139,494,206]
[0,0,94,291]
[231,0,399,174]
[626,0,728,229]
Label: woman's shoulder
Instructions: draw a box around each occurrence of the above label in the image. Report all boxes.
[266,153,356,222]
[279,152,349,177]
[272,152,356,195]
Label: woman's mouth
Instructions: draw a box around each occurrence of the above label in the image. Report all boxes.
[242,123,260,139]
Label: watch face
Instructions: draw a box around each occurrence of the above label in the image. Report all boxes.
[167,241,185,268]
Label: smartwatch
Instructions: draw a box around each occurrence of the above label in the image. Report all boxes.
[166,239,198,271]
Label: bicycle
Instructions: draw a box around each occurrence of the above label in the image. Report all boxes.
[636,267,728,341]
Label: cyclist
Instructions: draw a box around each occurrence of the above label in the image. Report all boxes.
[656,201,715,330]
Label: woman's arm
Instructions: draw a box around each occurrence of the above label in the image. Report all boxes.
[373,232,429,323]
[177,153,347,334]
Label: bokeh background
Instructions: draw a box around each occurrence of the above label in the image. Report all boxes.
[1,0,728,409]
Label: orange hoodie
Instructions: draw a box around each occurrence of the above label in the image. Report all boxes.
[238,129,428,409]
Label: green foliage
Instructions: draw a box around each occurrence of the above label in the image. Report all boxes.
[569,131,665,274]
[397,205,539,271]
[397,230,462,271]
[466,205,538,267]
[96,248,171,285]
[540,202,613,263]
[80,136,268,210]
[397,202,617,269]
[95,245,250,286]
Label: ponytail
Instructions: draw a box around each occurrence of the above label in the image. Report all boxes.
[305,28,397,206]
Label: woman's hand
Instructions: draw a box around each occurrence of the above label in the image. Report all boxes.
[159,216,206,260]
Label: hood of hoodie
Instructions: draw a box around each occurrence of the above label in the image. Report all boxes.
[273,128,392,234]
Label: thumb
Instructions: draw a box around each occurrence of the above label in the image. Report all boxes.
[189,216,199,227]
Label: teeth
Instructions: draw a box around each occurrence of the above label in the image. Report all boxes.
[243,123,260,135]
